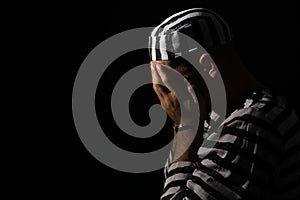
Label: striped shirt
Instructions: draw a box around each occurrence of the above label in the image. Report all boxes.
[161,89,300,200]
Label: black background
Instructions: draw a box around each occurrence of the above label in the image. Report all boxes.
[7,0,299,199]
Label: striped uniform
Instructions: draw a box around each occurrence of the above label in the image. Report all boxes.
[148,8,232,61]
[161,89,300,200]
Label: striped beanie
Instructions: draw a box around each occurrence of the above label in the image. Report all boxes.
[148,8,233,60]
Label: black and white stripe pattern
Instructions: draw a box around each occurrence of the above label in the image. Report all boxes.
[148,8,232,60]
[161,89,300,200]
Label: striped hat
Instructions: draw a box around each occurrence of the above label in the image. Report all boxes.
[148,8,233,60]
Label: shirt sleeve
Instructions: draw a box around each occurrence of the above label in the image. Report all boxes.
[160,115,277,200]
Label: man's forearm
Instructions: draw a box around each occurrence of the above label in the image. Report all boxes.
[172,124,204,162]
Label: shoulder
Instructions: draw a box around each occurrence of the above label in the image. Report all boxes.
[223,89,298,138]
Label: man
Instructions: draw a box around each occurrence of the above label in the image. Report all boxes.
[149,8,300,200]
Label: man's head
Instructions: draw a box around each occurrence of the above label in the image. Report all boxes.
[148,7,235,84]
[149,8,265,122]
[148,8,234,114]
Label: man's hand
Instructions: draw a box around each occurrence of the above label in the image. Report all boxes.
[151,62,208,161]
[150,63,200,127]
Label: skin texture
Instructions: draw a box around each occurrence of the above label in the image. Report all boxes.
[151,63,199,126]
[150,56,212,162]
[150,56,212,126]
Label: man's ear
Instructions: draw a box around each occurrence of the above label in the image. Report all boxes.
[199,53,216,78]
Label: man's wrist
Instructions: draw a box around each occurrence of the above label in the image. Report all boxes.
[173,123,198,133]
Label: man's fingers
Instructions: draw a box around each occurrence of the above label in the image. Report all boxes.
[156,64,192,101]
[151,63,163,85]
[151,63,170,98]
